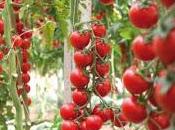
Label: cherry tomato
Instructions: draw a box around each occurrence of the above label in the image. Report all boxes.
[147,112,170,130]
[96,62,110,77]
[161,0,175,8]
[121,97,147,123]
[60,103,79,120]
[16,21,24,34]
[154,81,175,113]
[24,84,30,93]
[80,121,88,130]
[85,115,103,130]
[129,3,158,29]
[72,90,88,107]
[61,121,79,130]
[70,68,89,90]
[22,49,29,63]
[21,62,31,73]
[123,66,150,94]
[95,79,111,97]
[92,24,106,37]
[153,29,175,65]
[21,39,31,49]
[96,40,111,58]
[132,35,155,61]
[12,35,23,47]
[74,51,93,68]
[92,104,114,122]
[70,31,91,50]
[22,73,30,83]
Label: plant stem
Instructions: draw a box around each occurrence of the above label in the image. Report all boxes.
[3,0,23,130]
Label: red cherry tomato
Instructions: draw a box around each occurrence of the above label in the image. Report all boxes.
[85,115,103,130]
[92,24,106,37]
[60,103,79,120]
[21,62,31,73]
[92,104,114,122]
[121,97,147,123]
[80,121,88,130]
[21,39,31,49]
[153,29,175,65]
[129,3,158,29]
[70,31,91,50]
[123,66,150,94]
[96,40,111,58]
[96,62,110,77]
[72,90,88,107]
[24,84,30,93]
[154,81,175,113]
[22,73,30,84]
[61,121,79,130]
[161,0,175,8]
[95,79,111,97]
[147,112,170,130]
[132,35,155,61]
[70,68,89,90]
[12,35,23,47]
[74,51,93,68]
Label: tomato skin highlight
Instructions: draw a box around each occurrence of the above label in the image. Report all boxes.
[70,31,91,50]
[123,67,150,94]
[70,68,89,90]
[72,90,88,106]
[147,112,170,130]
[121,97,147,123]
[129,3,159,29]
[132,35,155,61]
[153,29,175,65]
[85,115,103,130]
[60,103,79,120]
[61,121,79,130]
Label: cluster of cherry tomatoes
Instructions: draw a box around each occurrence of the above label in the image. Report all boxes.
[0,0,32,106]
[60,21,115,129]
[120,0,175,130]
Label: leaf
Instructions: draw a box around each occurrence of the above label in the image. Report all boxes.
[42,21,56,46]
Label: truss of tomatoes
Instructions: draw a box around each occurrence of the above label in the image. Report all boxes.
[0,1,32,106]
